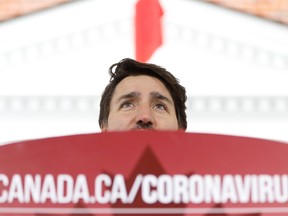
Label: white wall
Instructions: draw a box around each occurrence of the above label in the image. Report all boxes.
[0,0,288,144]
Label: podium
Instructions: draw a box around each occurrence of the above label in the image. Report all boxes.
[0,131,288,215]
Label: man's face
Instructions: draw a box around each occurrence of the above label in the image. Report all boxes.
[101,75,179,131]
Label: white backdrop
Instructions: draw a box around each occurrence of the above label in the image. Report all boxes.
[0,0,288,144]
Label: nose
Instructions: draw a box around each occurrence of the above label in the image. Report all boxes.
[135,105,154,129]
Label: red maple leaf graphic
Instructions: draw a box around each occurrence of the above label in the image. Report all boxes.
[108,146,187,216]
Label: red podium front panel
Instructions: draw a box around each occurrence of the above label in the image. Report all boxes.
[0,131,288,215]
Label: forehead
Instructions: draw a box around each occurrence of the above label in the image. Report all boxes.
[114,75,170,96]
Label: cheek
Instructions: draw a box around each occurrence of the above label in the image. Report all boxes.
[159,115,178,129]
[107,113,118,125]
[107,112,131,129]
[168,120,179,130]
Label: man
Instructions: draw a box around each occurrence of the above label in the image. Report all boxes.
[99,58,187,131]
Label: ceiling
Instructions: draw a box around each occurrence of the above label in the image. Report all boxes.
[0,0,287,25]
[0,0,70,22]
[204,0,288,25]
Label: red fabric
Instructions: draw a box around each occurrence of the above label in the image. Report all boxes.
[1,131,288,214]
[135,0,163,62]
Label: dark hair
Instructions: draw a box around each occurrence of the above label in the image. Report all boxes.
[98,58,187,130]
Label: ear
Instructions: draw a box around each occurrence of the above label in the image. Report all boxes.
[100,123,108,132]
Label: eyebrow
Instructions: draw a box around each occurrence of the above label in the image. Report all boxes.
[117,91,172,104]
[150,91,173,105]
[117,91,141,103]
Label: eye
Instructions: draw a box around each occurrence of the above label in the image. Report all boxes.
[120,101,135,109]
[154,103,167,111]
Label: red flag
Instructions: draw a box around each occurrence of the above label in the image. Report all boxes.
[135,0,163,62]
